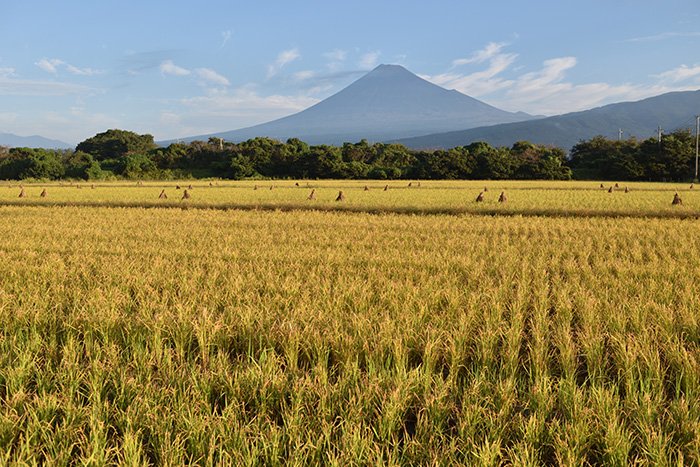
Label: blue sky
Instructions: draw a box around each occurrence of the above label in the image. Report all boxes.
[2,0,700,144]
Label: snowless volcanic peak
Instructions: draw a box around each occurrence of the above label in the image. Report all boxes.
[176,64,535,145]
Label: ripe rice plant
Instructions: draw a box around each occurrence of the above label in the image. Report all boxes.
[0,180,698,218]
[0,182,698,464]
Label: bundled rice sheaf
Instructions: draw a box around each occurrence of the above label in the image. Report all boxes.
[335,190,345,202]
[182,189,191,200]
[624,186,630,193]
[307,189,316,200]
[384,185,389,191]
[672,193,682,205]
[40,189,47,198]
[159,190,167,199]
[608,186,614,193]
[498,191,507,203]
[18,188,25,198]
[475,191,485,202]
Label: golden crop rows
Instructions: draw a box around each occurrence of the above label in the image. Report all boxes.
[0,183,698,464]
[1,180,699,218]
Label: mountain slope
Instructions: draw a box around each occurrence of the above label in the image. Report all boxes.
[0,132,73,149]
[176,64,535,145]
[394,90,700,150]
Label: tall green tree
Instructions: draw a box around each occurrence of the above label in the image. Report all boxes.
[76,129,156,161]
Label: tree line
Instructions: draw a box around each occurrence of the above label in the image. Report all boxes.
[0,128,697,181]
[568,129,698,181]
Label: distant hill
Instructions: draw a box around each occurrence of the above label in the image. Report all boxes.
[0,132,72,149]
[170,64,535,145]
[393,90,700,150]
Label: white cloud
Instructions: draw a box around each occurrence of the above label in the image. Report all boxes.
[655,64,700,83]
[323,49,347,62]
[36,58,61,74]
[159,61,230,86]
[426,52,517,96]
[292,70,315,81]
[195,68,230,86]
[160,60,191,76]
[35,58,102,76]
[149,86,320,139]
[451,42,508,67]
[220,30,232,48]
[0,73,94,96]
[182,86,317,116]
[267,48,301,78]
[625,31,700,42]
[358,51,381,69]
[423,43,700,115]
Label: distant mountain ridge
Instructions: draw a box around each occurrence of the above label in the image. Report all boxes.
[170,64,536,145]
[0,132,72,149]
[393,90,700,150]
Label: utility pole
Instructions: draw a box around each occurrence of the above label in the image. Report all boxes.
[695,115,699,182]
[618,128,623,141]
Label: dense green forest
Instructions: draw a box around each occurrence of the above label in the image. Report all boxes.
[0,128,697,181]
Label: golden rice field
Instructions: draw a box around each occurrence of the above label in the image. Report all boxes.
[0,181,698,464]
[1,179,699,218]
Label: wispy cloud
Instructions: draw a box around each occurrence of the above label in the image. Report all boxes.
[288,69,366,96]
[182,87,318,115]
[427,52,517,96]
[35,58,61,74]
[625,31,700,42]
[195,68,230,86]
[120,50,182,75]
[655,64,700,83]
[156,85,320,138]
[267,48,301,78]
[159,60,230,86]
[0,68,95,96]
[292,70,316,81]
[358,51,381,69]
[35,58,102,76]
[423,43,699,115]
[323,49,347,62]
[220,30,232,48]
[323,49,347,72]
[160,60,190,76]
[451,42,508,67]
